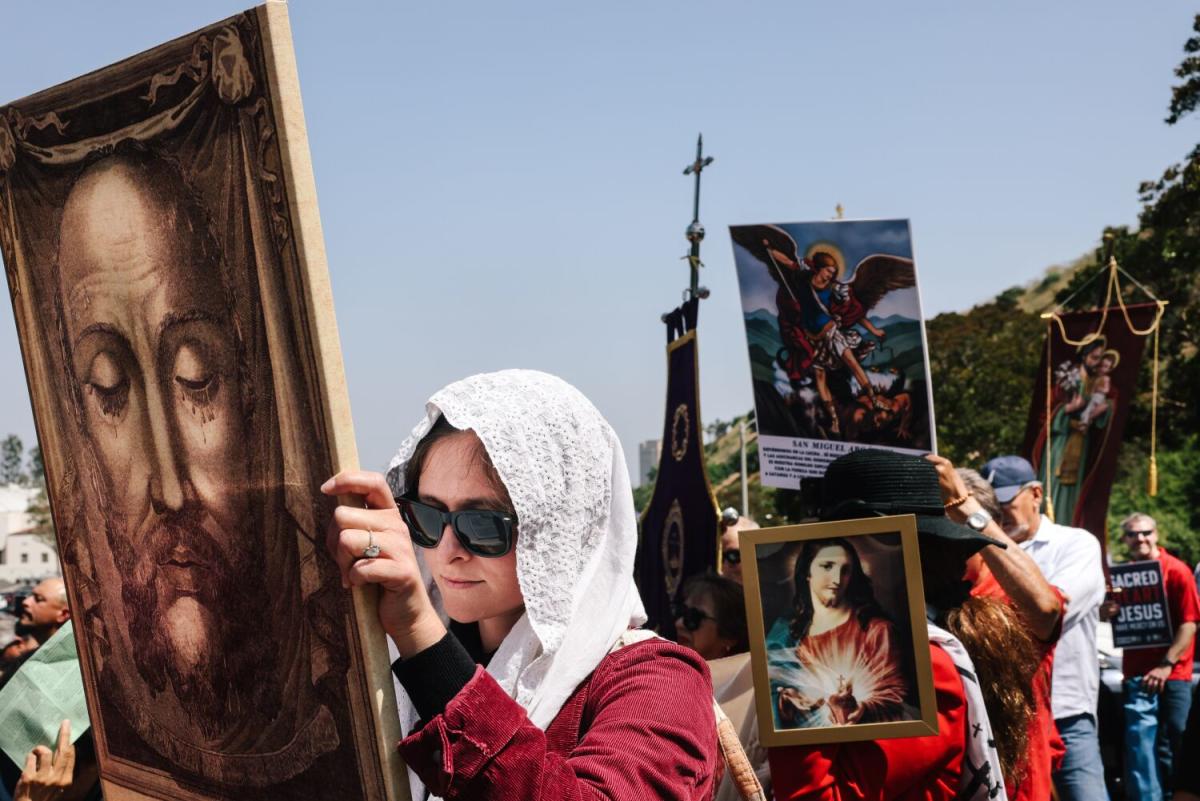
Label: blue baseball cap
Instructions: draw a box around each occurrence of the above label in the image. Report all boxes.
[981,455,1038,504]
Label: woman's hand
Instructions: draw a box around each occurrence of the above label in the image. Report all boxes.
[924,454,969,507]
[14,720,74,801]
[322,470,447,657]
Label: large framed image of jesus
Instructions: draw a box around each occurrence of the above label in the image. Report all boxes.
[0,6,405,800]
[741,515,937,747]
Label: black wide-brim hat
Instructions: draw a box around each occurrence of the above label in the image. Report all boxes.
[819,449,1005,553]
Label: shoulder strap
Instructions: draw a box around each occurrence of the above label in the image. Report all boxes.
[609,631,767,801]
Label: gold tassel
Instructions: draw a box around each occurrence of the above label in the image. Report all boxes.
[1148,456,1158,497]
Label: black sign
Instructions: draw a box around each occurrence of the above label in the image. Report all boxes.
[1109,560,1173,649]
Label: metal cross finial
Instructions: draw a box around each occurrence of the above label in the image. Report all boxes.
[681,134,714,298]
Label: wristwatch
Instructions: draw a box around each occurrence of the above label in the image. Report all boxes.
[965,509,991,532]
[1158,657,1177,669]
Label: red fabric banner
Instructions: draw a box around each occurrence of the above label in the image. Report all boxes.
[1022,304,1159,551]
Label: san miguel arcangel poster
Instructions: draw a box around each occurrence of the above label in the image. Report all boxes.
[0,6,405,800]
[729,219,937,488]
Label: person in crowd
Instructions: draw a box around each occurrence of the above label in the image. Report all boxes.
[7,721,74,801]
[983,454,1108,801]
[1101,513,1199,800]
[0,587,98,801]
[1175,685,1200,801]
[720,508,759,585]
[18,579,69,647]
[939,462,1066,801]
[0,634,38,691]
[770,449,1038,801]
[769,537,910,728]
[675,572,749,661]
[323,370,720,800]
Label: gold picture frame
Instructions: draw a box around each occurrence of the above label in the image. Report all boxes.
[741,514,938,747]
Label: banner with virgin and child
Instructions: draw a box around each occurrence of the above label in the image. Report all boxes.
[1023,300,1162,548]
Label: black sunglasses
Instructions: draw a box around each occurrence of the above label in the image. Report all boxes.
[723,548,741,566]
[673,603,715,632]
[394,496,517,558]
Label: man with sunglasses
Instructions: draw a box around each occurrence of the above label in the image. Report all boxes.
[1102,513,1199,801]
[982,454,1108,801]
[719,508,759,585]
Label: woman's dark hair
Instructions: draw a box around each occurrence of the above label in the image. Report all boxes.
[682,573,749,654]
[405,417,514,512]
[789,538,885,642]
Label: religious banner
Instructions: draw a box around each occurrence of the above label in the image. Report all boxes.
[1108,560,1173,649]
[1023,303,1159,547]
[637,298,720,635]
[0,6,405,800]
[729,220,936,489]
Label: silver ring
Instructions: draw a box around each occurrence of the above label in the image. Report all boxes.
[361,529,381,559]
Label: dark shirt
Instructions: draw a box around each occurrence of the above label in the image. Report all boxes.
[390,620,495,722]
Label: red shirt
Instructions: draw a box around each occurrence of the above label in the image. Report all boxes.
[399,638,719,800]
[768,643,965,801]
[971,568,1066,801]
[1122,548,1200,681]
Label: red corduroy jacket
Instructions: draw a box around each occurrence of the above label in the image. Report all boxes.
[399,638,720,800]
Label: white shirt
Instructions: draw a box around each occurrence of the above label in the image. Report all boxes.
[1019,514,1106,720]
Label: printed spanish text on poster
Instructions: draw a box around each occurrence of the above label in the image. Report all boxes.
[729,220,937,488]
[1109,560,1173,649]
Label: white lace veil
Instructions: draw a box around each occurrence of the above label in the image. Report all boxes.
[385,370,647,797]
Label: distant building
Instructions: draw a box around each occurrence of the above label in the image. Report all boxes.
[638,439,661,488]
[0,484,59,586]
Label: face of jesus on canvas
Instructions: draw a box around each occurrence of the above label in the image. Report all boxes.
[417,432,524,645]
[808,545,852,609]
[56,156,281,739]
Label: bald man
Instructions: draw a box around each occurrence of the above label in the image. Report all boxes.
[19,577,70,645]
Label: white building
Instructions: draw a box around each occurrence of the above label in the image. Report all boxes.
[0,484,59,586]
[638,439,661,488]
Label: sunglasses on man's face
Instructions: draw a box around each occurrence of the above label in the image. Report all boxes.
[673,603,715,632]
[722,548,741,566]
[394,496,516,558]
[1123,529,1155,539]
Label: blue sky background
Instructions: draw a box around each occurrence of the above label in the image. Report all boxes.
[0,1,1194,481]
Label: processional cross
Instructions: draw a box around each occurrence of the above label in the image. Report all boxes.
[681,134,714,299]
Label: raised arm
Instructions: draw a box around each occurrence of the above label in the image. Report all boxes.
[926,455,1063,642]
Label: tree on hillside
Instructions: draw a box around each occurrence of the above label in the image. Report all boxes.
[0,434,24,486]
[926,293,1043,465]
[26,445,54,546]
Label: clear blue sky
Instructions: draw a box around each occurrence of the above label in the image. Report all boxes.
[0,1,1194,480]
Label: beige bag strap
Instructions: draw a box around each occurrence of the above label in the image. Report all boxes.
[611,631,767,801]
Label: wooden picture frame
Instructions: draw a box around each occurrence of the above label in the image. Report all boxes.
[741,515,937,747]
[0,5,406,799]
